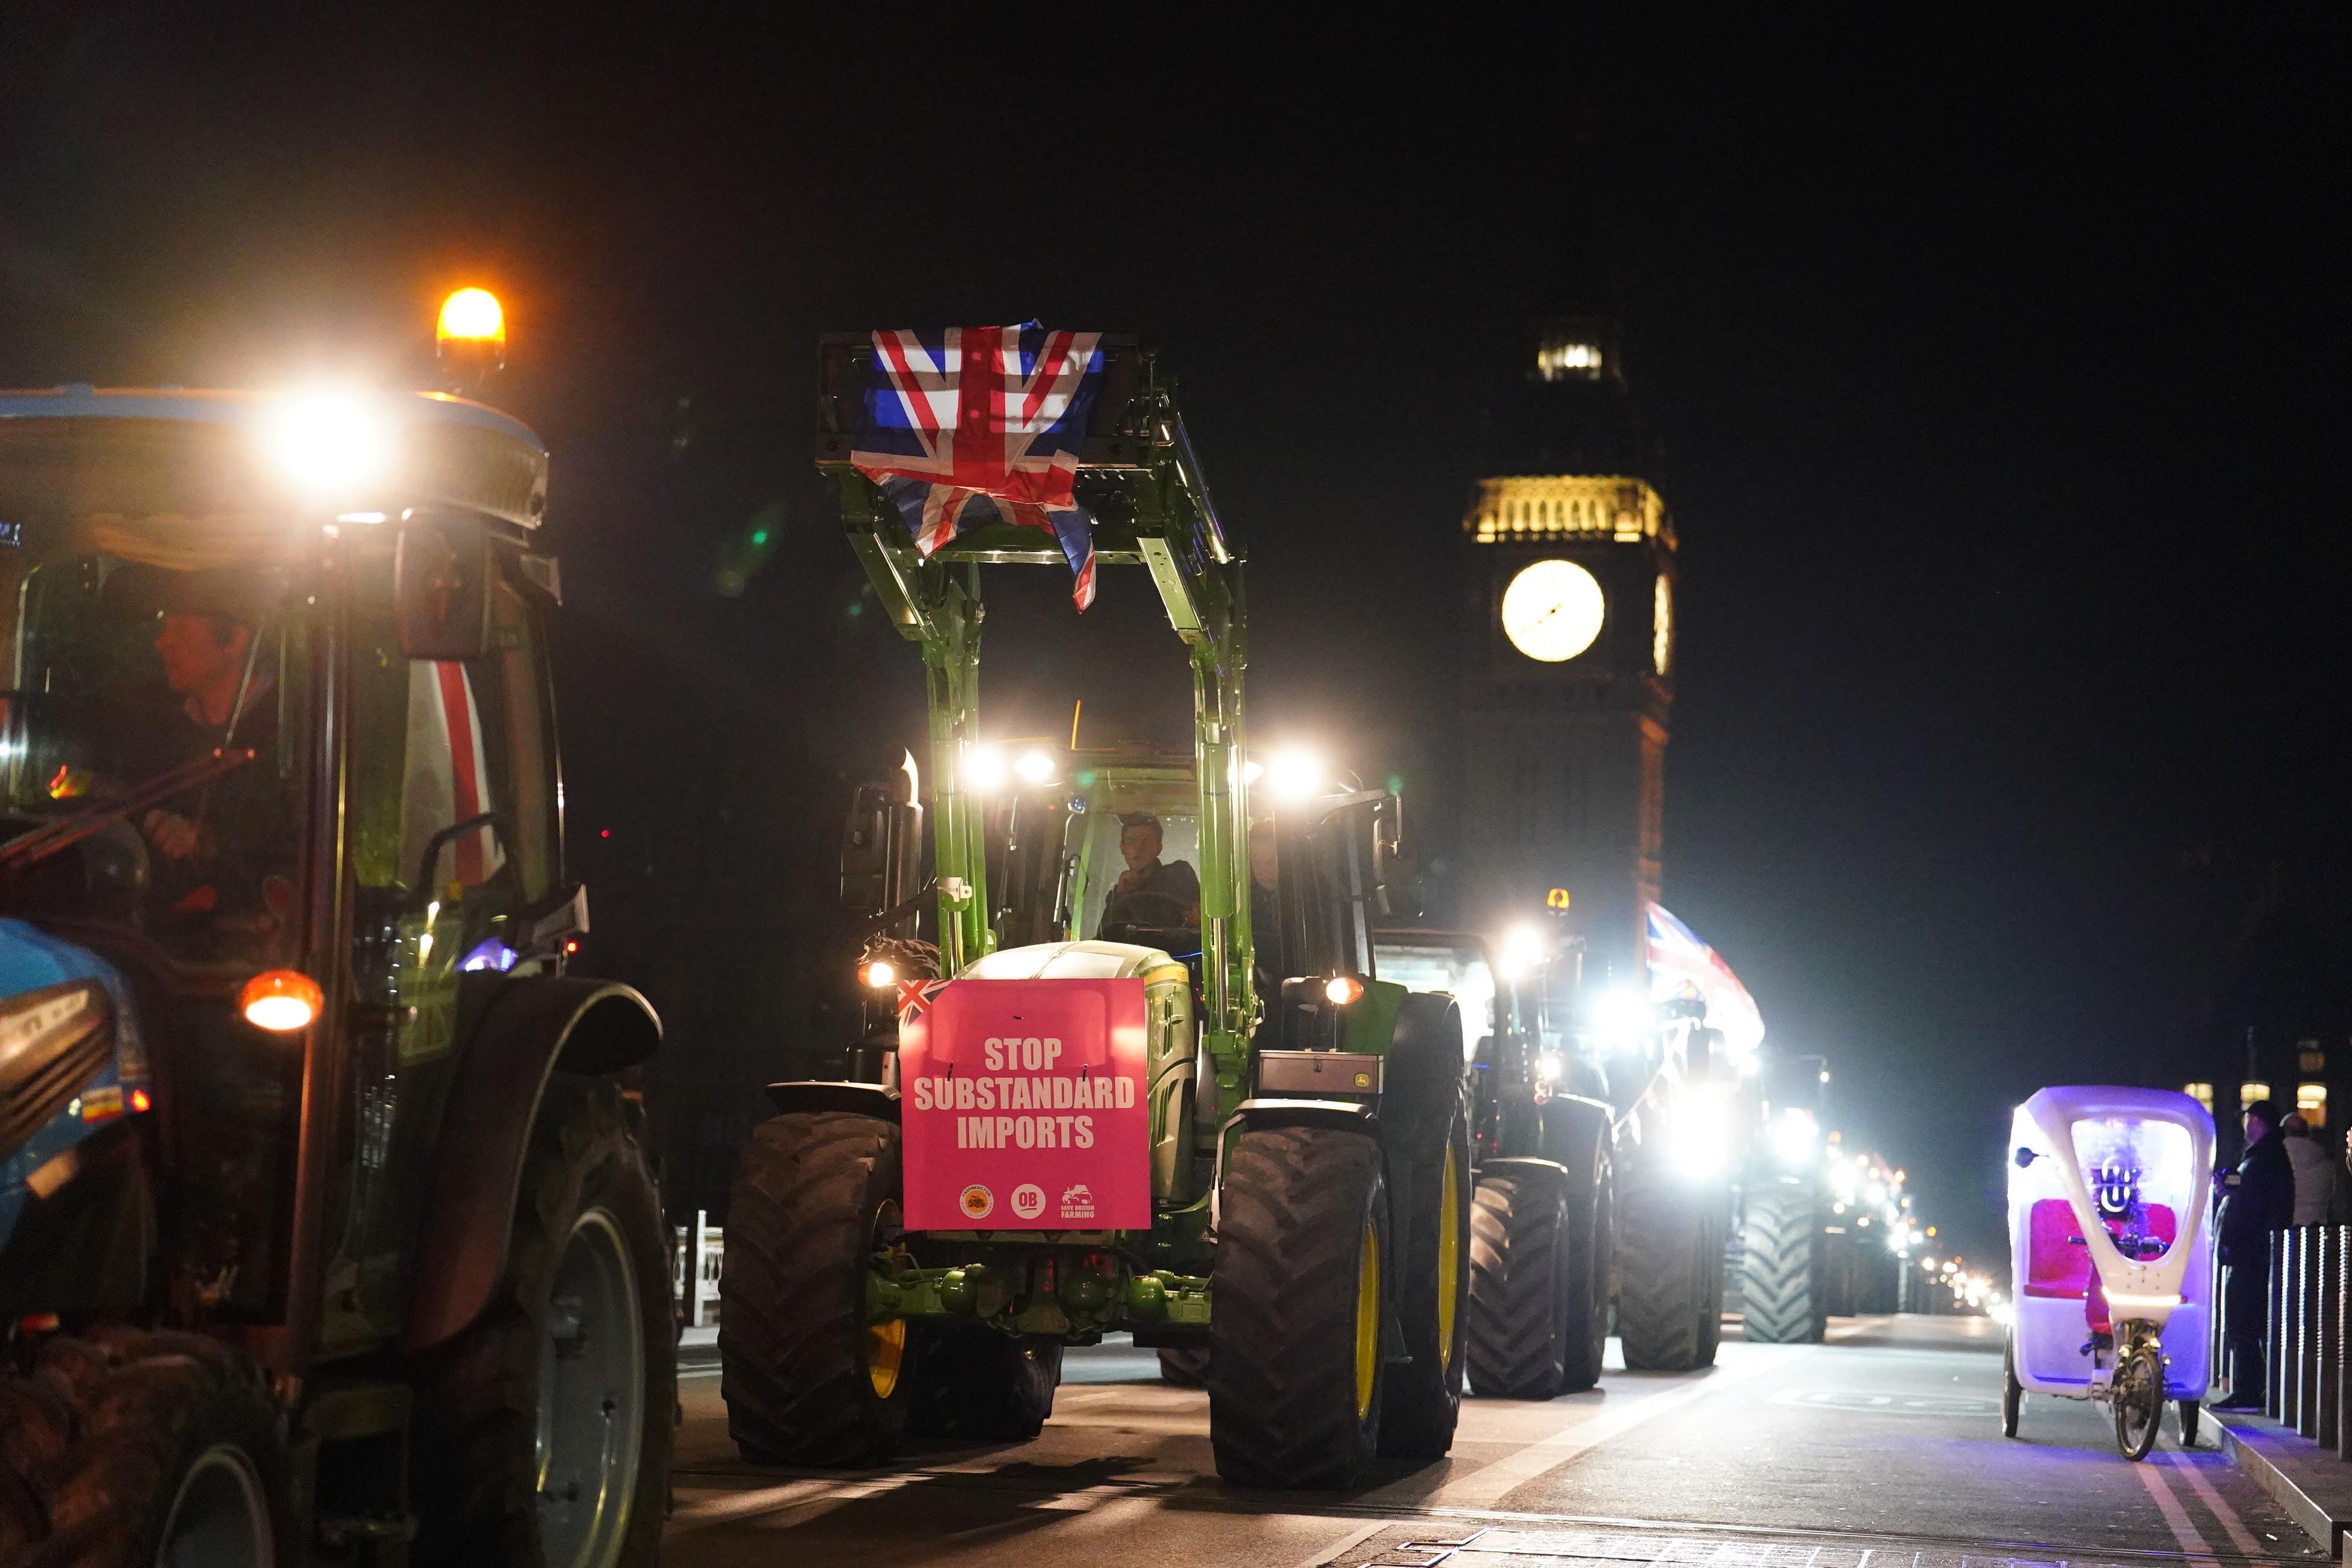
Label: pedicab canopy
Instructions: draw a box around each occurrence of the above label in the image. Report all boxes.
[2007,1086,2213,1395]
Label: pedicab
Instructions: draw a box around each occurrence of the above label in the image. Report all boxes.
[2004,1086,2214,1459]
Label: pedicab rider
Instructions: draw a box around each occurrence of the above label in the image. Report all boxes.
[2213,1098,2296,1411]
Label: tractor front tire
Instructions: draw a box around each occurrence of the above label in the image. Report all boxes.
[1616,1162,1722,1373]
[1739,1179,1825,1344]
[1466,1156,1610,1399]
[719,1110,913,1465]
[1209,1124,1389,1488]
[910,1327,1062,1441]
[1381,1098,1471,1456]
[413,1074,675,1567]
[1157,1346,1210,1388]
[0,1328,286,1568]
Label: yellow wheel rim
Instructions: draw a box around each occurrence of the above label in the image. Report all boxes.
[1437,1143,1460,1373]
[1355,1218,1381,1420]
[866,1318,907,1399]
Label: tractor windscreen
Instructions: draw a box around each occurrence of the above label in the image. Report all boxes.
[0,516,310,969]
[1077,803,1201,942]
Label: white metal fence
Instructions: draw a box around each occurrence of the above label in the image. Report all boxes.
[672,1211,722,1329]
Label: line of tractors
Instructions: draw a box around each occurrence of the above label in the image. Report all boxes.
[0,310,1828,1567]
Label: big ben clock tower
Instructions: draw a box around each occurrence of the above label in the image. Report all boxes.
[1459,310,1675,991]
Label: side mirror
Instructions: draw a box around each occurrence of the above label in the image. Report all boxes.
[2014,1146,2041,1169]
[395,513,495,662]
[840,774,922,924]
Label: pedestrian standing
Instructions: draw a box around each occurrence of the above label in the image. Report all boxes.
[2213,1100,2296,1411]
[2281,1113,2350,1225]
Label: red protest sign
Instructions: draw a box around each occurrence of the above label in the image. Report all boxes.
[899,977,1151,1231]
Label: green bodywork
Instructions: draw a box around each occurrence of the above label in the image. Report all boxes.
[823,339,1256,1110]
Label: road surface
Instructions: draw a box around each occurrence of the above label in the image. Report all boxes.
[665,1316,2319,1567]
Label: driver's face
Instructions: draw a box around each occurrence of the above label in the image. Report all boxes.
[155,613,246,697]
[1120,825,1162,872]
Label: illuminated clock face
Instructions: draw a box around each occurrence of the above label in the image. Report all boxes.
[1653,574,1673,675]
[1500,559,1605,663]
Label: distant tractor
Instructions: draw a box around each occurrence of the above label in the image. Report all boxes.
[1379,904,1828,1383]
[718,330,1473,1489]
[0,296,673,1566]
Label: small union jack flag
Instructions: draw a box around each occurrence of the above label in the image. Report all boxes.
[850,324,1106,610]
[896,977,953,1023]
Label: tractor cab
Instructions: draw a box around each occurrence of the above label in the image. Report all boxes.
[0,298,673,1567]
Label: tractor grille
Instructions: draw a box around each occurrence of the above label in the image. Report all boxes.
[0,981,112,1158]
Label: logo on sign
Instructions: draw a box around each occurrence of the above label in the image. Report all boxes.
[958,1183,995,1220]
[1011,1183,1046,1220]
[1059,1183,1096,1221]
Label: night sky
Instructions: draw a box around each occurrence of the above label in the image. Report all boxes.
[5,10,2344,1264]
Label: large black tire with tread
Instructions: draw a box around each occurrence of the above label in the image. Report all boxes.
[1157,1346,1209,1388]
[1208,1125,1389,1489]
[1739,1180,1825,1344]
[413,1073,675,1567]
[1380,1093,1471,1456]
[909,1327,1062,1441]
[719,1111,913,1465]
[1616,1160,1723,1373]
[0,1328,286,1567]
[1465,1155,1610,1399]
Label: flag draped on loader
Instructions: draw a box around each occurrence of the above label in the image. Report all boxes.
[850,324,1107,610]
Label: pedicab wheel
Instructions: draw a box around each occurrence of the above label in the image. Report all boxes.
[2113,1342,2164,1461]
[2001,1331,2022,1438]
[2178,1399,2200,1448]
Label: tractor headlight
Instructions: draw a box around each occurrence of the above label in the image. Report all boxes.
[261,390,394,497]
[860,959,898,990]
[1669,1086,1731,1180]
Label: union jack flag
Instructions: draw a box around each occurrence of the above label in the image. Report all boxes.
[850,325,1106,610]
[896,976,953,1023]
[1646,903,1766,1061]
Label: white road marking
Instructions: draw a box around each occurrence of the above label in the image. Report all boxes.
[2131,1458,2220,1567]
[1293,1518,1393,1568]
[1427,1348,1814,1508]
[2158,1450,2265,1558]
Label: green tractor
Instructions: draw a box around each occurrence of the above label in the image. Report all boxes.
[0,296,673,1566]
[719,333,1472,1488]
[1373,926,1615,1398]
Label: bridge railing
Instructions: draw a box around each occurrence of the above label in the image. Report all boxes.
[673,1210,723,1330]
[2228,1224,2352,1453]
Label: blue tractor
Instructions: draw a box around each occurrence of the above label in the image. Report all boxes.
[0,299,672,1566]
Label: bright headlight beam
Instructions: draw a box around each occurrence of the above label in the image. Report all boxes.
[1266,748,1323,800]
[262,390,393,495]
[1014,749,1056,785]
[963,747,1008,793]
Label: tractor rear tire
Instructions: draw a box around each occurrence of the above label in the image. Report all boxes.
[909,1327,1063,1441]
[719,1110,914,1465]
[1208,1124,1389,1488]
[1739,1180,1826,1344]
[1380,1097,1471,1456]
[413,1073,675,1567]
[1616,1162,1723,1373]
[0,1328,286,1567]
[1157,1346,1210,1388]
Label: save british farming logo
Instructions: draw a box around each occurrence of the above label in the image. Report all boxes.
[899,978,1150,1231]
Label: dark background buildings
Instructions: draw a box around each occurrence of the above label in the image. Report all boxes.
[4,10,2345,1263]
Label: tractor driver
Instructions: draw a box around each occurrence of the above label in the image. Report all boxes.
[134,573,295,959]
[1098,812,1199,935]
